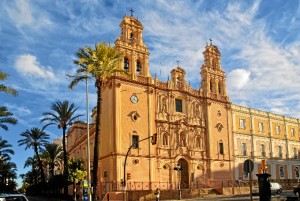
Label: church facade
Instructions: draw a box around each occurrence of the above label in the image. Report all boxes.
[66,14,300,197]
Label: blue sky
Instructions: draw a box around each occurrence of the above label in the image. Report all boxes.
[1,0,300,187]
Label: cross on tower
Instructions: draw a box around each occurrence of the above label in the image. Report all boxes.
[177,60,180,67]
[130,9,134,16]
[209,38,213,45]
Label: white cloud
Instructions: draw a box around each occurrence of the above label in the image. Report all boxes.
[227,69,251,90]
[14,54,56,80]
[6,0,52,29]
[4,103,31,116]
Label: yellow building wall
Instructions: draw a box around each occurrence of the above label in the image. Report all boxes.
[234,114,251,134]
[253,118,269,136]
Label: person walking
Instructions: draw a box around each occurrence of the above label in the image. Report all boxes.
[154,188,160,201]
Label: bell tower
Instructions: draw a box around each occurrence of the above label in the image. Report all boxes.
[114,13,150,77]
[201,41,229,101]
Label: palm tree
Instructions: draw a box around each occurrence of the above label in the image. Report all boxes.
[0,161,17,192]
[0,137,15,187]
[24,156,39,185]
[43,143,63,178]
[0,136,15,161]
[68,42,124,200]
[41,100,83,196]
[18,127,50,184]
[0,70,17,96]
[0,106,17,131]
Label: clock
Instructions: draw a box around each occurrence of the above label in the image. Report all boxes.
[130,94,139,104]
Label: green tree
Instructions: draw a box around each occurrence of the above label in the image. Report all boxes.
[0,137,15,189]
[0,70,17,96]
[0,136,14,161]
[18,127,50,184]
[24,156,39,185]
[42,143,63,178]
[41,100,83,196]
[0,106,17,131]
[0,161,17,192]
[68,43,124,200]
[68,158,87,200]
[0,70,18,133]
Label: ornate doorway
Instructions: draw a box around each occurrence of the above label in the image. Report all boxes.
[178,158,189,189]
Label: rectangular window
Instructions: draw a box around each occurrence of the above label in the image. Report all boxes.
[239,119,245,129]
[280,166,284,177]
[291,128,295,137]
[258,122,264,132]
[278,146,282,158]
[276,125,281,134]
[132,135,139,148]
[296,167,299,178]
[261,144,266,157]
[219,142,224,155]
[103,170,108,178]
[242,143,247,156]
[294,148,298,159]
[175,99,183,113]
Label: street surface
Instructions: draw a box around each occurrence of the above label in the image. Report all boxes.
[25,190,296,201]
[165,190,295,201]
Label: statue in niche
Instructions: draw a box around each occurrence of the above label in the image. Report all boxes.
[161,97,167,112]
[179,132,187,147]
[193,103,200,118]
[162,133,168,146]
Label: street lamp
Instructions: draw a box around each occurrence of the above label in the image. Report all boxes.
[86,74,92,201]
[174,163,183,200]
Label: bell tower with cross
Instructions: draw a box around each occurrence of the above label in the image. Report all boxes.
[114,10,150,77]
[200,39,229,100]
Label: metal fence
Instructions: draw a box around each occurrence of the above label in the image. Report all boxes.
[99,180,254,193]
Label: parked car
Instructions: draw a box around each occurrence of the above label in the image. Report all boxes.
[252,182,282,195]
[270,182,282,194]
[0,194,29,201]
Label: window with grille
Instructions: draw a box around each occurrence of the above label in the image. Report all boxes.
[242,143,247,156]
[239,119,246,129]
[136,60,142,72]
[276,125,281,134]
[291,128,295,137]
[294,147,298,159]
[280,166,284,177]
[219,142,224,155]
[124,58,129,71]
[258,122,264,132]
[132,135,139,148]
[175,99,183,113]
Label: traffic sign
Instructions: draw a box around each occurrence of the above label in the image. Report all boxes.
[244,159,254,173]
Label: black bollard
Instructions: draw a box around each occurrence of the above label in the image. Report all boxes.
[256,173,271,201]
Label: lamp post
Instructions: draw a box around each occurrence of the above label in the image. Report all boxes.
[174,163,183,200]
[86,74,92,201]
[122,134,157,201]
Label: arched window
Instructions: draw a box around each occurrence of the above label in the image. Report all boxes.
[136,60,142,73]
[218,82,222,94]
[124,58,129,71]
[210,80,213,92]
[176,77,180,87]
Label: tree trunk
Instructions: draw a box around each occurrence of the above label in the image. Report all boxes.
[63,127,68,197]
[34,145,45,184]
[92,81,102,201]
